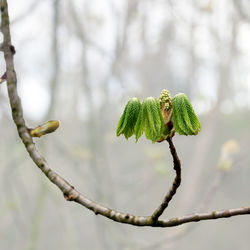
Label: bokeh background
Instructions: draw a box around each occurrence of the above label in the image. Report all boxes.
[0,0,250,249]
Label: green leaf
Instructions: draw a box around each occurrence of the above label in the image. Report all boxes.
[173,95,193,135]
[116,97,141,139]
[143,97,165,142]
[116,103,129,137]
[134,104,145,142]
[117,96,169,142]
[172,93,201,136]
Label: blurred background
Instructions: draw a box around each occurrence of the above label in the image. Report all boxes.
[0,0,250,249]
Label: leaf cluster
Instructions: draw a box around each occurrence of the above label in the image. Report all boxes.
[116,91,201,143]
[116,97,165,143]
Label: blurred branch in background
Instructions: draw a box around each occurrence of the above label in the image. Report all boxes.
[181,3,240,215]
[233,0,250,22]
[68,2,112,249]
[11,0,48,25]
[46,0,60,120]
[27,182,46,250]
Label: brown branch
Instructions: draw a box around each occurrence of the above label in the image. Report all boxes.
[1,0,250,228]
[151,137,181,222]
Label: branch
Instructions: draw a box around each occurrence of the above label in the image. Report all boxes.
[1,0,250,228]
[233,0,250,22]
[151,137,181,222]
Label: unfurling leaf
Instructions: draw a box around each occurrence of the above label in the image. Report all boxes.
[134,102,145,142]
[142,97,165,143]
[172,93,201,135]
[30,120,60,137]
[116,97,141,139]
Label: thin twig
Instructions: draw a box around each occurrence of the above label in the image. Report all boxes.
[151,137,181,222]
[0,72,7,83]
[1,0,250,228]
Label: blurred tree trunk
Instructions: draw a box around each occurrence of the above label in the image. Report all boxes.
[180,8,239,215]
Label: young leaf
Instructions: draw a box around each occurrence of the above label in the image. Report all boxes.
[143,97,165,143]
[172,93,201,136]
[134,104,145,142]
[116,97,141,139]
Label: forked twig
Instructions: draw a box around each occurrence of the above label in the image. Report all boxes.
[1,0,250,228]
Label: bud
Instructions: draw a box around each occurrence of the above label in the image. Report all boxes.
[30,120,60,137]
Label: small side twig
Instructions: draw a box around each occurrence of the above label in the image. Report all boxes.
[0,72,7,83]
[0,47,14,84]
[151,137,181,222]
